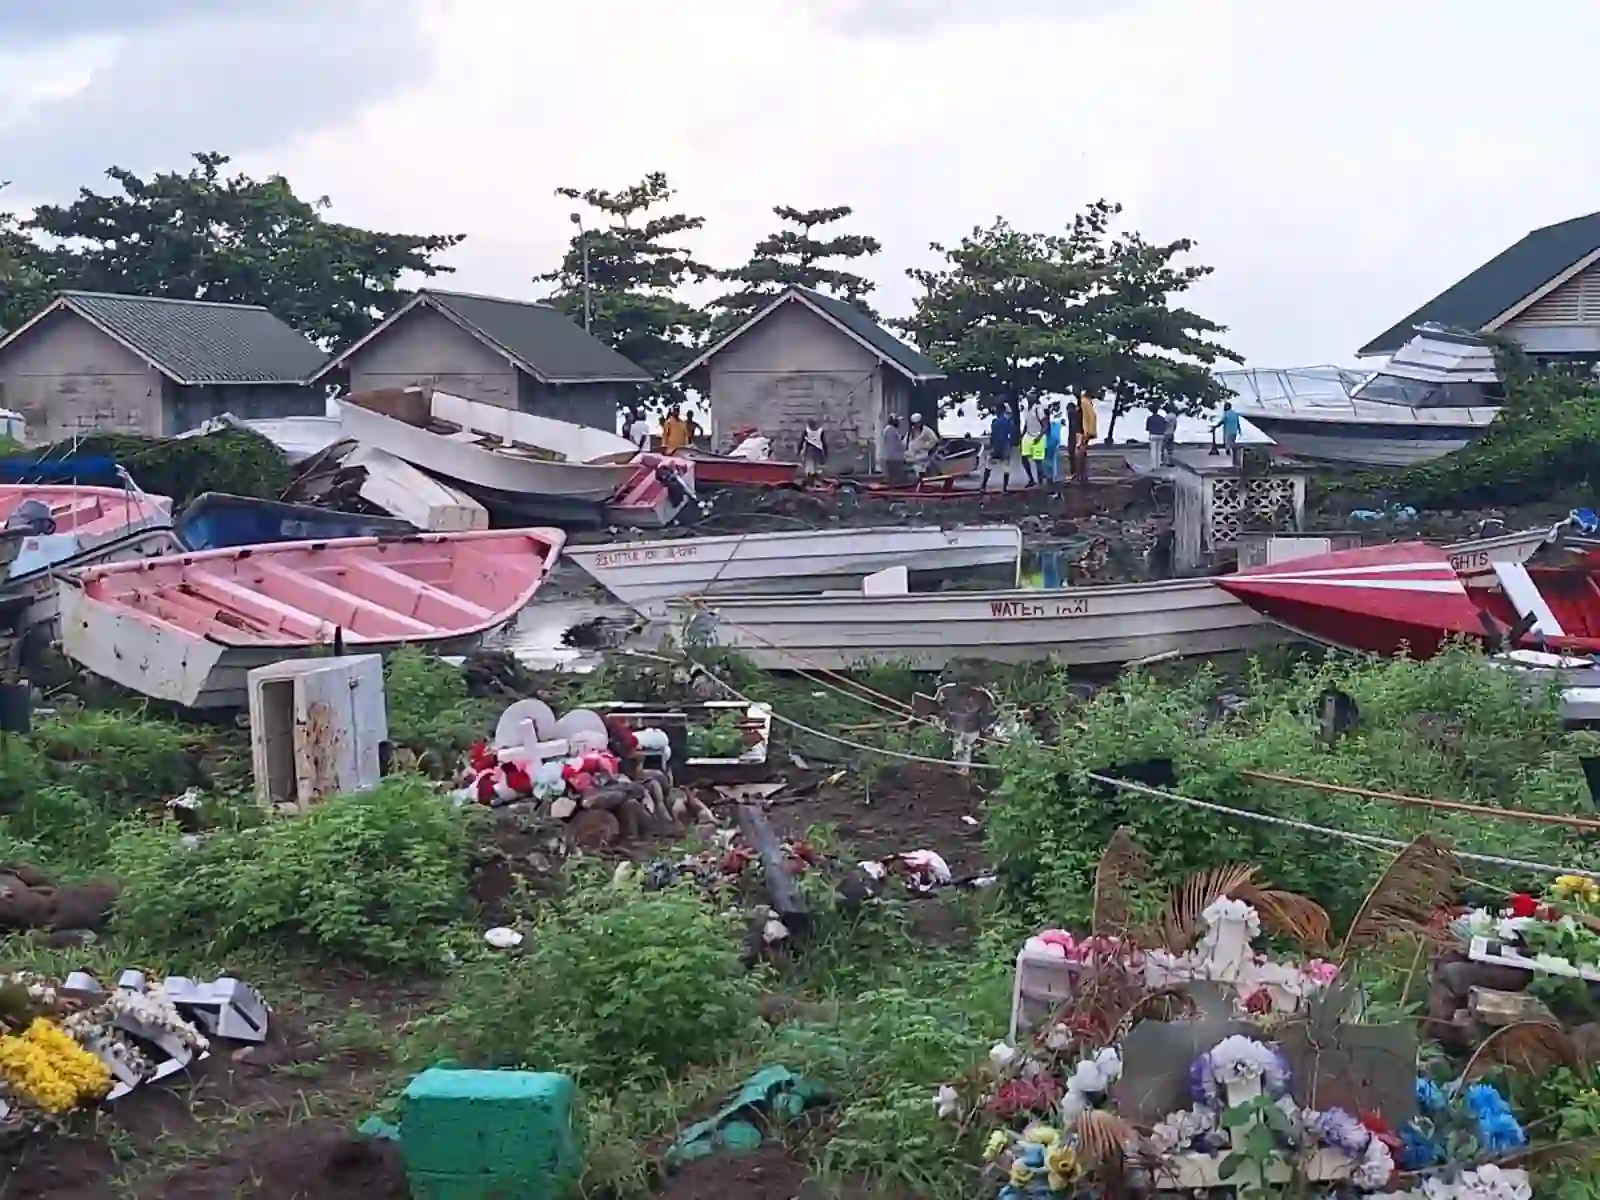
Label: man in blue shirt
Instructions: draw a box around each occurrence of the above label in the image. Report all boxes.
[1213,401,1242,466]
[981,404,1017,494]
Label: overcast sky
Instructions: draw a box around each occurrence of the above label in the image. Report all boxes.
[3,0,1598,367]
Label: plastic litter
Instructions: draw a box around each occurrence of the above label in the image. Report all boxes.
[665,1066,828,1166]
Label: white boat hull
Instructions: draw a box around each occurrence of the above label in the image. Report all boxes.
[10,527,186,634]
[676,577,1285,671]
[1233,404,1497,468]
[57,582,498,709]
[567,525,1024,616]
[339,397,636,501]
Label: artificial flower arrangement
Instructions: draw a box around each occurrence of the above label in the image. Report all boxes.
[1399,1077,1525,1171]
[1456,878,1600,978]
[1145,1034,1397,1192]
[984,1122,1086,1198]
[0,1018,111,1116]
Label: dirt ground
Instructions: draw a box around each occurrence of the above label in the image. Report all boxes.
[769,762,988,880]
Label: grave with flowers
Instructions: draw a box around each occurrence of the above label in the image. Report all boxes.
[956,832,1538,1200]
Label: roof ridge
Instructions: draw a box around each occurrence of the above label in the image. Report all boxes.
[59,290,271,312]
[423,288,558,310]
[1528,211,1600,236]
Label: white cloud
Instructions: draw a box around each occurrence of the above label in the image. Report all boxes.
[14,0,1600,367]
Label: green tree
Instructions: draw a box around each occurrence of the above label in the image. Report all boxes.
[0,184,47,331]
[21,152,463,345]
[536,172,711,404]
[710,203,881,331]
[898,200,1241,436]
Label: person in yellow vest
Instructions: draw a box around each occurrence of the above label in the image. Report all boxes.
[661,407,691,454]
[1075,391,1098,482]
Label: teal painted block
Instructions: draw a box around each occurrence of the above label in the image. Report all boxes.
[402,1068,580,1199]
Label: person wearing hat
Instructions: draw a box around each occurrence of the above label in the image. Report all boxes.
[904,412,939,476]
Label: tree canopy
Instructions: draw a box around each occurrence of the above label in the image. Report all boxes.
[535,172,712,403]
[10,153,463,346]
[897,200,1241,434]
[709,204,881,332]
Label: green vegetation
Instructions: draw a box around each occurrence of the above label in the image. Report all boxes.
[35,427,294,505]
[0,646,1593,1195]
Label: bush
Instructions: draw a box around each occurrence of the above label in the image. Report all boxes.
[40,427,292,505]
[385,649,491,756]
[109,775,473,968]
[989,650,1596,929]
[430,876,763,1088]
[1393,370,1600,509]
[31,711,197,808]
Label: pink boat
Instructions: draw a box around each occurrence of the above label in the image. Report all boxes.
[58,528,566,708]
[604,454,695,528]
[0,485,172,580]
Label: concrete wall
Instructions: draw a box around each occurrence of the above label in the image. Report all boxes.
[0,309,164,442]
[517,374,624,433]
[346,305,519,408]
[705,301,884,471]
[165,382,325,435]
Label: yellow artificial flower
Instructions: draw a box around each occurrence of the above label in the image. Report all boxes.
[1009,1160,1035,1186]
[23,1019,110,1101]
[1045,1144,1081,1189]
[1553,875,1589,901]
[0,1018,112,1112]
[1023,1124,1060,1146]
[983,1130,1010,1161]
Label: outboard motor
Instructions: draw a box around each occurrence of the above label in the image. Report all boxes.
[657,464,693,508]
[3,499,54,537]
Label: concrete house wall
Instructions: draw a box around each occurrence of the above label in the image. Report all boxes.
[165,382,324,434]
[707,302,885,472]
[343,304,625,431]
[345,305,519,408]
[0,308,166,441]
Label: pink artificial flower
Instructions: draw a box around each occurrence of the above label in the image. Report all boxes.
[1304,959,1340,986]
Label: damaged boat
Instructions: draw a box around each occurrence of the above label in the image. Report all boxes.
[565,524,1025,617]
[58,528,565,708]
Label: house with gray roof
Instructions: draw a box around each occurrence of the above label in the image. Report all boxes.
[0,291,329,443]
[1360,211,1600,359]
[311,289,650,432]
[672,285,946,472]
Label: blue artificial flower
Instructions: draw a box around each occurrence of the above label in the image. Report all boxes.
[1188,1052,1215,1105]
[999,1187,1022,1200]
[1477,1111,1526,1155]
[1415,1077,1446,1113]
[1463,1083,1511,1122]
[1018,1144,1046,1169]
[1399,1123,1443,1170]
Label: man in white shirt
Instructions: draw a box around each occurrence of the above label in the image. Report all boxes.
[627,408,651,451]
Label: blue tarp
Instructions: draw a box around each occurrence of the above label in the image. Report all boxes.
[0,456,123,485]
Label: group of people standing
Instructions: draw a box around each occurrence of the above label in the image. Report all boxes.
[626,405,698,454]
[981,392,1100,494]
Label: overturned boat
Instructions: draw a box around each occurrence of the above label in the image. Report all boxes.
[58,528,565,708]
[566,524,1024,617]
[1225,327,1502,468]
[175,493,415,551]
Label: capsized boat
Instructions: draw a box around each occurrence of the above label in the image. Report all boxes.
[603,453,696,529]
[339,387,639,501]
[566,525,1025,617]
[175,493,415,551]
[59,528,565,708]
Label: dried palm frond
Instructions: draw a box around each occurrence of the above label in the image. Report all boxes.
[1075,1108,1135,1167]
[1232,882,1333,950]
[1461,1020,1578,1083]
[1091,827,1151,941]
[1338,835,1459,961]
[1156,863,1257,951]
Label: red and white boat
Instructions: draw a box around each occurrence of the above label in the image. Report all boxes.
[1216,540,1600,658]
[58,528,565,708]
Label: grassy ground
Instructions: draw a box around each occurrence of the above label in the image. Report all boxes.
[2,644,1599,1197]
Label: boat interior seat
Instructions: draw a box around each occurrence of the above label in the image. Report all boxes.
[1493,561,1565,638]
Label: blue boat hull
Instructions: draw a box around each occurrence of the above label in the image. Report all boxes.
[175,493,416,551]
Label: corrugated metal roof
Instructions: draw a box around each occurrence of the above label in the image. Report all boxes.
[1358,212,1600,357]
[40,292,329,384]
[424,290,651,382]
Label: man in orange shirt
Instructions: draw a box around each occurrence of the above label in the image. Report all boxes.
[661,407,691,454]
[1075,392,1098,482]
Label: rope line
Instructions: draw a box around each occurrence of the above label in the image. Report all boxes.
[686,660,1600,881]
